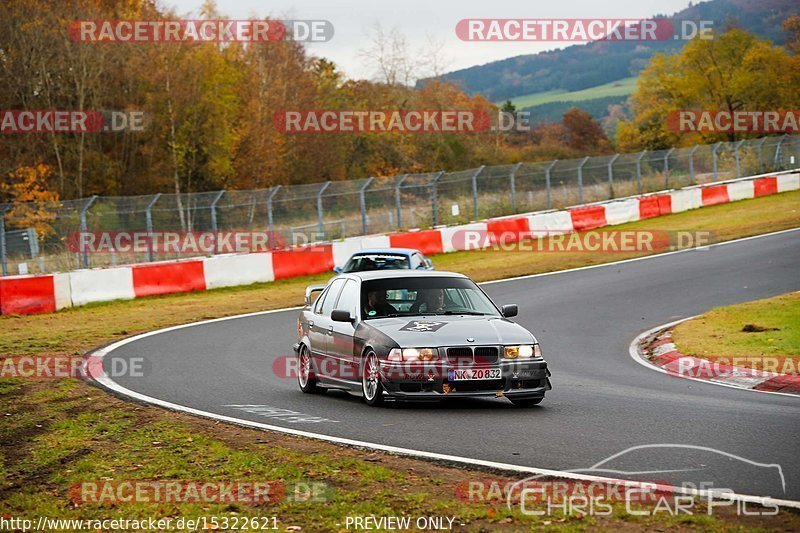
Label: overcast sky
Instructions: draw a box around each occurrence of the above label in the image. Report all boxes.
[165,0,693,81]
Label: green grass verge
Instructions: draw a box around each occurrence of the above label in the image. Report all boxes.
[507,77,638,109]
[1,190,799,530]
[672,292,800,373]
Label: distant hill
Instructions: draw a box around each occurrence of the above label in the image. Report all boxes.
[510,77,638,109]
[423,0,797,104]
[526,96,629,127]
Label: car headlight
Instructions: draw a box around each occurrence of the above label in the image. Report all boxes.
[388,348,439,361]
[504,344,541,359]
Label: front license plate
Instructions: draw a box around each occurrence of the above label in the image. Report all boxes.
[448,368,501,381]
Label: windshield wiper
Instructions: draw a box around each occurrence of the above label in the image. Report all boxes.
[443,310,485,315]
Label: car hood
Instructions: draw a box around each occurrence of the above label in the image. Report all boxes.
[363,315,536,347]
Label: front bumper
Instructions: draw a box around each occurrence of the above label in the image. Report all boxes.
[378,359,551,400]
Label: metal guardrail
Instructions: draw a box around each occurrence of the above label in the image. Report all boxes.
[1,134,798,276]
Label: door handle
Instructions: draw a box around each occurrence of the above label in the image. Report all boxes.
[309,321,314,327]
[328,326,334,334]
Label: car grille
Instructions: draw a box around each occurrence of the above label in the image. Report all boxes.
[445,346,499,365]
[474,347,499,363]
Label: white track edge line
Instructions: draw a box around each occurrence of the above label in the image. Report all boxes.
[90,356,800,510]
[87,226,800,509]
[628,318,800,400]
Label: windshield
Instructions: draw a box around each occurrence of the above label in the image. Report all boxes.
[361,277,499,319]
[343,254,410,272]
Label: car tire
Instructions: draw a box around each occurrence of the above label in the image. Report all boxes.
[510,397,543,407]
[298,344,320,393]
[361,350,384,406]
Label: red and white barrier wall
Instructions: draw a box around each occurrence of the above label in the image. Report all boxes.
[1,170,798,316]
[0,273,70,315]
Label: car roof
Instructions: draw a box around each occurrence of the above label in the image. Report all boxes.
[349,248,420,256]
[343,270,467,281]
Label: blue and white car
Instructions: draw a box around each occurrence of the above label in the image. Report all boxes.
[334,248,434,274]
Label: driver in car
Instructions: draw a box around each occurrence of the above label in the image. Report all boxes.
[364,290,396,317]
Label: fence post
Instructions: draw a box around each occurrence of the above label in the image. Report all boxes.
[775,134,788,169]
[734,139,745,178]
[795,135,800,167]
[509,162,521,212]
[607,154,619,199]
[471,165,485,219]
[757,137,767,172]
[0,204,9,276]
[636,151,646,194]
[663,148,674,188]
[689,145,699,185]
[145,193,161,262]
[712,142,722,180]
[247,192,256,225]
[316,181,331,239]
[359,177,374,235]
[395,174,408,230]
[266,185,281,247]
[796,136,800,168]
[80,196,97,268]
[209,190,225,255]
[577,157,589,205]
[430,171,445,226]
[545,160,558,209]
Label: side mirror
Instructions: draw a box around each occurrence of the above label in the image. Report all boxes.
[331,309,354,323]
[304,284,326,306]
[501,304,518,318]
[333,266,342,273]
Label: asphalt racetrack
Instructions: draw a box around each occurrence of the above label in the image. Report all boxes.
[102,229,800,502]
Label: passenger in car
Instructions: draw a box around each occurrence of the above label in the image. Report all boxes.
[410,288,449,313]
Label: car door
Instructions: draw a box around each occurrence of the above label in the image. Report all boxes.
[309,278,346,375]
[328,279,361,383]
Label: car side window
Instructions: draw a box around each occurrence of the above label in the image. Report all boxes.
[318,279,346,316]
[313,288,326,314]
[334,280,360,319]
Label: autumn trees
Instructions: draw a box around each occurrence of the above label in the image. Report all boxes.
[2,0,795,204]
[616,24,800,151]
[0,0,620,203]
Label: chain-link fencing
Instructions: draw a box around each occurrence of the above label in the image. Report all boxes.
[2,134,798,276]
